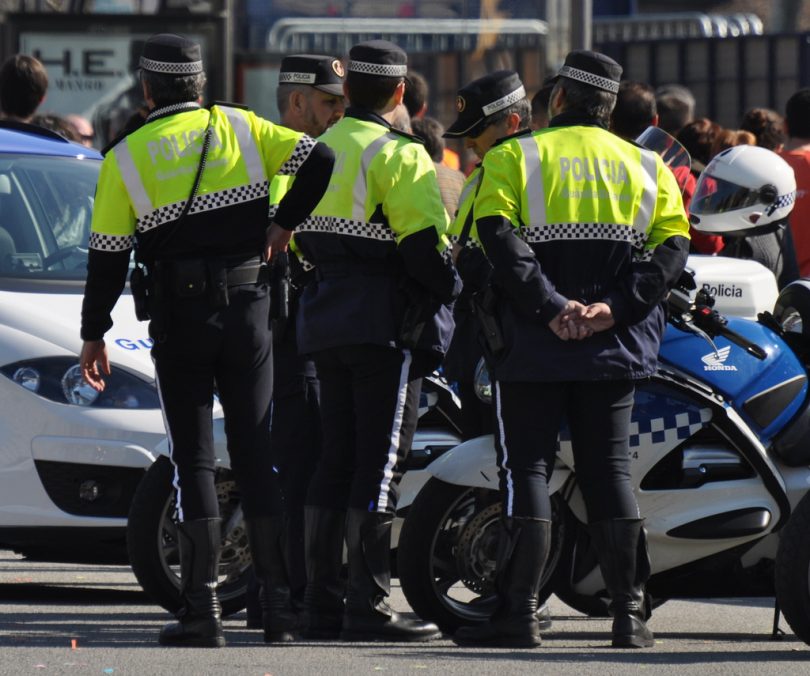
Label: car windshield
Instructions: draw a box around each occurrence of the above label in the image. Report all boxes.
[0,154,106,281]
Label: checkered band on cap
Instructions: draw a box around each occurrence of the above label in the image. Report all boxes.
[139,56,203,75]
[347,60,407,77]
[558,65,619,93]
[481,85,527,116]
[279,72,317,84]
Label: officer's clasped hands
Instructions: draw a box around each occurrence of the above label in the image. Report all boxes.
[550,300,616,341]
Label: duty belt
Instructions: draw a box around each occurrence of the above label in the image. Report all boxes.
[315,260,397,280]
[223,256,267,287]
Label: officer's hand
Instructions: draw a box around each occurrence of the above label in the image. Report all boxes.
[265,222,292,261]
[549,300,592,341]
[80,339,111,392]
[451,243,463,264]
[582,302,615,333]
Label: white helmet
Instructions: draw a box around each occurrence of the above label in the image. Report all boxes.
[690,144,796,236]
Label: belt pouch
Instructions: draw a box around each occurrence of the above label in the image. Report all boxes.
[172,259,208,298]
[208,259,230,308]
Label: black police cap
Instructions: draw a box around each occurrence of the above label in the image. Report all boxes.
[139,33,203,76]
[444,70,526,138]
[279,54,345,96]
[553,49,622,94]
[347,40,407,78]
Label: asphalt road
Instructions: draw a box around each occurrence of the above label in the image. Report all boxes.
[1,550,810,675]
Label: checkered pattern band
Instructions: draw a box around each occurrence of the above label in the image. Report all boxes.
[297,254,315,272]
[297,215,395,241]
[520,222,647,249]
[279,72,317,84]
[89,232,134,252]
[765,190,796,217]
[139,56,203,75]
[278,135,318,176]
[136,180,270,234]
[348,60,407,77]
[146,101,202,122]
[558,65,619,94]
[481,85,527,116]
[628,408,712,448]
[447,232,481,249]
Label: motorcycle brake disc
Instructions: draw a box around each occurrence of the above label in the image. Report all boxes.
[454,502,502,594]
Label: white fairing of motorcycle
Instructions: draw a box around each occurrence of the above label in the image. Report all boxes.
[425,406,786,596]
[426,434,572,497]
[687,254,778,320]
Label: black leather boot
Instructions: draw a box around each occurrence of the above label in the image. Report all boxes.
[453,518,550,649]
[245,571,262,630]
[303,507,346,639]
[159,518,226,648]
[341,508,441,642]
[589,518,655,649]
[245,516,299,643]
[536,601,553,631]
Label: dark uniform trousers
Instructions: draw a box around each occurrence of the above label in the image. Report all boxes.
[494,379,639,522]
[306,344,424,513]
[270,311,322,593]
[153,282,283,522]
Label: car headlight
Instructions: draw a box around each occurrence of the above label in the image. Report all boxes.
[474,358,492,404]
[1,356,160,409]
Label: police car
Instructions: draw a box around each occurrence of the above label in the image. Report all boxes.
[0,122,166,563]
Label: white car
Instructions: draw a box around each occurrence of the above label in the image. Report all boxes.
[0,122,166,563]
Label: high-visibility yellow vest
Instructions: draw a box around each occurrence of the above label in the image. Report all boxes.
[90,104,308,254]
[476,125,689,254]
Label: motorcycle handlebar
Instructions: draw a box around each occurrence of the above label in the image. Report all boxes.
[690,305,768,360]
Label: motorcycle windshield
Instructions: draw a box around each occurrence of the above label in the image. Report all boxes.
[635,126,691,170]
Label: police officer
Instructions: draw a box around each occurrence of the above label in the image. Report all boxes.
[244,54,345,630]
[443,70,530,440]
[443,70,552,631]
[453,50,690,649]
[294,40,461,642]
[78,34,334,647]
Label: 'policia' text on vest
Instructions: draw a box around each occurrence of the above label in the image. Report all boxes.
[559,156,629,185]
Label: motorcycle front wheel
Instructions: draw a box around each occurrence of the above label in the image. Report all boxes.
[126,456,253,617]
[397,477,564,634]
[775,490,810,644]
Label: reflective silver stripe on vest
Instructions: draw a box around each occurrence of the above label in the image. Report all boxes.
[114,141,153,218]
[521,222,647,249]
[220,106,265,185]
[518,136,546,228]
[633,148,659,241]
[352,132,399,223]
[297,214,395,242]
[458,172,479,210]
[136,180,269,234]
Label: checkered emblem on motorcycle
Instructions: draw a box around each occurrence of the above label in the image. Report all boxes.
[628,408,712,448]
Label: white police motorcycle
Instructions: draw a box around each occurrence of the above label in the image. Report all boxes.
[396,144,810,642]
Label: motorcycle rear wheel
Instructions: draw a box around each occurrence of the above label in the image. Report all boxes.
[775,490,810,644]
[397,477,563,634]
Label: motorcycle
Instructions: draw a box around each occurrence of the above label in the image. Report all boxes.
[125,371,463,616]
[396,269,810,645]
